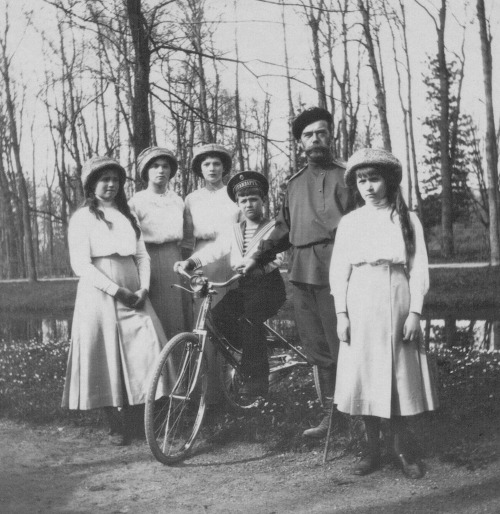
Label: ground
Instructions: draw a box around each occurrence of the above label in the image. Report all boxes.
[1,420,500,514]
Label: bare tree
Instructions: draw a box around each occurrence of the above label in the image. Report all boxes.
[0,13,37,280]
[417,0,454,257]
[280,0,298,173]
[477,0,500,265]
[357,0,391,151]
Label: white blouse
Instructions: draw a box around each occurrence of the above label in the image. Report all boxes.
[329,205,429,314]
[129,189,184,244]
[69,206,150,296]
[182,187,240,249]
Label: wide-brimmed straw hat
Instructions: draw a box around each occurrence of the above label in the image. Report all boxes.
[191,143,232,178]
[226,171,269,203]
[137,147,178,182]
[81,156,126,192]
[345,148,402,186]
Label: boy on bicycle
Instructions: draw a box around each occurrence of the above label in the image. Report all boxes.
[175,172,286,397]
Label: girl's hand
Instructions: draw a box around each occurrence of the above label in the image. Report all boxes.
[403,312,421,343]
[132,288,148,309]
[337,313,350,344]
[115,287,138,308]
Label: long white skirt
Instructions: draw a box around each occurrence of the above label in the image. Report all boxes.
[334,263,438,419]
[62,256,168,410]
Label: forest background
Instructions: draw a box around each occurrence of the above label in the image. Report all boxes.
[0,0,499,281]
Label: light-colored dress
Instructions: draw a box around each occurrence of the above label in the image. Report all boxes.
[182,186,240,306]
[329,204,438,419]
[62,206,168,410]
[129,189,188,338]
[182,186,240,403]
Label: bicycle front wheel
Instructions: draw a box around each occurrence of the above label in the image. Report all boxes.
[145,332,208,464]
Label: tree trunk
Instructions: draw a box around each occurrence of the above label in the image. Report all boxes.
[0,34,37,281]
[281,0,298,174]
[126,0,152,164]
[477,0,500,265]
[437,0,454,257]
[357,0,392,151]
[306,0,327,109]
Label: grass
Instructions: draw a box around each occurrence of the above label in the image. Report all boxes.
[1,267,499,315]
[0,279,77,314]
[1,327,499,470]
[427,220,490,263]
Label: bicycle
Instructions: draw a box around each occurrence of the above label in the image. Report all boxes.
[144,269,312,465]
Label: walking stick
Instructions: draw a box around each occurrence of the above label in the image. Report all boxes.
[322,403,335,464]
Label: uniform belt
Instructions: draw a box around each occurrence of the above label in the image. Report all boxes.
[295,238,334,249]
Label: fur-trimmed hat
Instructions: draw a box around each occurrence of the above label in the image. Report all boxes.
[291,107,333,140]
[345,148,402,185]
[81,156,126,193]
[191,144,232,178]
[227,171,269,202]
[137,147,178,183]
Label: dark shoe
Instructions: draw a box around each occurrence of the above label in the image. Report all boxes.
[352,453,380,476]
[395,453,425,479]
[302,414,331,439]
[302,397,334,439]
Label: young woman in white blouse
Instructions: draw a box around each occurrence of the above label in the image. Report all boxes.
[330,148,438,479]
[129,147,189,339]
[62,156,168,446]
[181,144,240,404]
[181,143,240,294]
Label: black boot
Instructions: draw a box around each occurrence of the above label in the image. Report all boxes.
[106,407,131,446]
[392,417,424,479]
[104,406,120,436]
[353,416,381,476]
[302,366,336,439]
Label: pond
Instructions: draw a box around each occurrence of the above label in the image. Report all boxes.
[1,306,499,351]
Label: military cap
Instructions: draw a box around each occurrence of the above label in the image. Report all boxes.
[191,143,232,178]
[345,147,402,185]
[137,147,178,183]
[81,155,126,193]
[291,107,333,140]
[227,171,269,202]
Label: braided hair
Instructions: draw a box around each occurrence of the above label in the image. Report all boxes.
[83,167,141,239]
[347,166,415,259]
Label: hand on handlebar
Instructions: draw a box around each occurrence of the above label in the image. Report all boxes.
[174,260,193,275]
[238,257,259,276]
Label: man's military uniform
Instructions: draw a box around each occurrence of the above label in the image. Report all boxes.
[252,106,354,437]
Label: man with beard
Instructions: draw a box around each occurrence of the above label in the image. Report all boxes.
[242,107,353,438]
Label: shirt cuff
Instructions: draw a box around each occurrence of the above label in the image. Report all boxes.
[409,294,424,315]
[106,283,120,297]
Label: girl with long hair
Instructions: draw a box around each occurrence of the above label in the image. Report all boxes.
[62,156,168,446]
[330,148,438,478]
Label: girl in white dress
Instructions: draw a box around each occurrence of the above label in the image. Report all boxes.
[129,147,189,338]
[181,144,240,404]
[62,156,168,445]
[330,148,438,478]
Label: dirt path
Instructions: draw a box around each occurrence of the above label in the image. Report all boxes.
[1,420,500,514]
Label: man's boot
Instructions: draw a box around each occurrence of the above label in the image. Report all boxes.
[302,365,336,438]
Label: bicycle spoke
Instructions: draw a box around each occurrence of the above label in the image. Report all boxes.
[145,333,208,464]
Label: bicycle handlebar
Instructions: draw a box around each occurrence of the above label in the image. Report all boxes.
[176,266,241,290]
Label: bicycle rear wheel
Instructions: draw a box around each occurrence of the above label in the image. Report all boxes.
[145,332,208,464]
